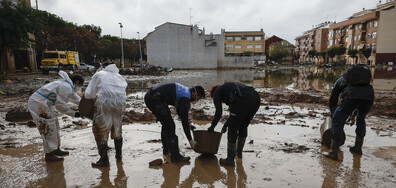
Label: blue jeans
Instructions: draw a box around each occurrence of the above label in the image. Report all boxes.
[332,98,373,142]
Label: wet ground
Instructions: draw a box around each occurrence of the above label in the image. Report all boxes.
[0,66,395,187]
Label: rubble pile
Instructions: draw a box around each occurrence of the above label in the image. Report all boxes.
[123,109,156,123]
[5,105,32,122]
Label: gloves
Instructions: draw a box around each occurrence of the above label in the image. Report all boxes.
[189,139,198,150]
[74,112,82,118]
[208,125,215,132]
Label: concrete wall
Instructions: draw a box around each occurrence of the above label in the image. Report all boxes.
[147,23,218,69]
[377,11,396,53]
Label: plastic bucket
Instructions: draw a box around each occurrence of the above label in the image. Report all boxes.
[78,97,95,119]
[193,130,222,154]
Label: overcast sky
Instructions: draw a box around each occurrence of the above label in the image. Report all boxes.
[32,0,379,43]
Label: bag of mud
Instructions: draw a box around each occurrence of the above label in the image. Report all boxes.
[193,130,222,154]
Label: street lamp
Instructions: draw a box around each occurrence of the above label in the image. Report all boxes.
[137,32,143,66]
[119,22,124,68]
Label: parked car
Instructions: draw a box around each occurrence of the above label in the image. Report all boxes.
[78,63,95,70]
[87,61,102,68]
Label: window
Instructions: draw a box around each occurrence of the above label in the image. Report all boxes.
[247,37,253,41]
[369,22,372,28]
[226,44,233,49]
[367,33,371,39]
[254,36,262,41]
[226,37,233,41]
[359,25,362,30]
[60,54,66,59]
[355,25,358,30]
[358,35,361,40]
[354,36,357,41]
[255,45,262,49]
[235,45,241,49]
[235,37,241,41]
[372,43,376,49]
[372,32,377,39]
[373,21,378,27]
[247,45,253,49]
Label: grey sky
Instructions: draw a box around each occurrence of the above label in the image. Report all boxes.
[32,0,378,43]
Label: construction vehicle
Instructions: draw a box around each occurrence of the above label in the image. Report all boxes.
[40,50,80,74]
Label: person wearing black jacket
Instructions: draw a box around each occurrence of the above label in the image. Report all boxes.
[325,64,374,161]
[208,82,260,166]
[144,83,205,163]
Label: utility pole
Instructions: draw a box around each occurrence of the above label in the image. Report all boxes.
[119,23,124,68]
[137,32,142,66]
[36,0,38,10]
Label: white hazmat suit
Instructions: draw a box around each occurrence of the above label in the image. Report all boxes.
[84,64,127,146]
[28,71,81,153]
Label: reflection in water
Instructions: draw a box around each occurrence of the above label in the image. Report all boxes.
[320,145,343,188]
[93,162,127,188]
[180,155,226,187]
[178,155,247,187]
[149,160,190,187]
[126,66,396,91]
[34,161,66,188]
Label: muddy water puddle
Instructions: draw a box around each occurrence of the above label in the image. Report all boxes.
[0,118,395,187]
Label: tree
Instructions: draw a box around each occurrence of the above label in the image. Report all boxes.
[347,49,358,64]
[327,47,336,63]
[335,46,346,64]
[269,43,290,63]
[319,51,327,64]
[0,1,38,70]
[361,48,372,64]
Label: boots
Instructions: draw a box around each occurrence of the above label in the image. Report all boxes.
[220,143,236,166]
[237,137,246,158]
[114,138,123,161]
[167,135,190,163]
[92,144,110,167]
[349,136,364,155]
[54,148,69,156]
[45,151,64,162]
[161,135,170,156]
[324,139,340,161]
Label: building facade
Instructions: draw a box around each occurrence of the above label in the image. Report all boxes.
[265,35,283,57]
[224,30,265,56]
[328,0,396,65]
[295,22,333,64]
[146,22,224,69]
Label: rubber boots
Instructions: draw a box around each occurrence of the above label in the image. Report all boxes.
[45,151,64,162]
[114,138,123,161]
[237,137,246,158]
[54,148,69,156]
[92,144,110,167]
[161,135,170,156]
[324,139,340,161]
[349,136,364,155]
[220,143,236,166]
[167,135,190,163]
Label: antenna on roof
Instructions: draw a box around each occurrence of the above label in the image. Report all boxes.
[189,8,192,25]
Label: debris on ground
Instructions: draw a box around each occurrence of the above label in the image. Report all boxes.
[123,109,156,122]
[269,142,310,153]
[119,66,167,76]
[5,106,32,122]
[149,159,163,166]
[190,109,213,121]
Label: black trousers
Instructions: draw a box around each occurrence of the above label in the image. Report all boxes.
[227,88,260,143]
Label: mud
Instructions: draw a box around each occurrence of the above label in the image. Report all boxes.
[119,66,167,76]
[0,68,395,187]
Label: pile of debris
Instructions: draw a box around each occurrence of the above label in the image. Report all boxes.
[123,109,156,123]
[5,105,32,122]
[119,66,167,76]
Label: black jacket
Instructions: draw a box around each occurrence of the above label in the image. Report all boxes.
[329,76,374,109]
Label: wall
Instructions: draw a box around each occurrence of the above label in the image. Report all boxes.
[221,56,254,68]
[147,23,218,69]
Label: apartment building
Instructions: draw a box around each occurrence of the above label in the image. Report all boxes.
[328,0,396,65]
[295,22,333,64]
[266,36,295,64]
[265,35,283,57]
[224,30,265,56]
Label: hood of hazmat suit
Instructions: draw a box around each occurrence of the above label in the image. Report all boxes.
[84,64,127,138]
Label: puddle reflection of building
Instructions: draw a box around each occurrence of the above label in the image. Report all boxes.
[43,161,66,187]
[179,155,247,187]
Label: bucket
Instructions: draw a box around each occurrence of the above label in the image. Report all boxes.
[78,97,95,119]
[193,130,222,154]
[320,117,346,147]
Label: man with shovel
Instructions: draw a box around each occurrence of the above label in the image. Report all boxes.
[144,83,205,163]
[208,82,260,166]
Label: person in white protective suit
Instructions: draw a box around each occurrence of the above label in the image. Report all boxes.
[28,71,84,162]
[84,63,127,167]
